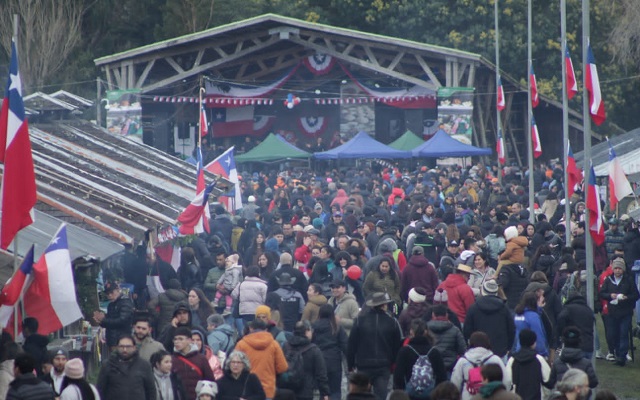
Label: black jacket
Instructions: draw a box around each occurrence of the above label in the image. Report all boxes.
[509,347,549,400]
[101,294,134,347]
[97,353,157,400]
[599,273,640,318]
[216,370,265,400]
[557,295,595,353]
[312,318,348,365]
[427,319,467,370]
[347,308,403,370]
[268,264,309,301]
[22,334,49,377]
[497,264,530,310]
[547,347,598,389]
[393,336,447,392]
[7,373,55,400]
[286,335,330,399]
[464,295,515,357]
[622,229,640,269]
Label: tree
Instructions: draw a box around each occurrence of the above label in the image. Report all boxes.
[0,0,83,93]
[608,0,640,69]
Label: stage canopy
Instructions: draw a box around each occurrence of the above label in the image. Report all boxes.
[314,131,412,159]
[389,130,424,151]
[411,129,492,158]
[235,133,311,162]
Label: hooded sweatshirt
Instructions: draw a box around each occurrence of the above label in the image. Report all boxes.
[506,347,551,400]
[451,346,510,400]
[437,274,475,322]
[234,331,288,398]
[463,295,515,357]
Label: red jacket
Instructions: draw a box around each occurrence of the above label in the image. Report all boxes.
[598,265,613,315]
[172,350,215,399]
[437,273,475,322]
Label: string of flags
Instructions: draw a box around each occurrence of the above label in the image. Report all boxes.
[152,94,435,105]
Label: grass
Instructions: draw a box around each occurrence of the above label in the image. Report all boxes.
[592,316,640,400]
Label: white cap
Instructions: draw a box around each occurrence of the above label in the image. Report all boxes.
[248,195,256,203]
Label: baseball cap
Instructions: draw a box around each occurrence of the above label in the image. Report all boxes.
[448,240,459,247]
[333,211,343,217]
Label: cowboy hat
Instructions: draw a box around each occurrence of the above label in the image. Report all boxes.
[365,292,394,307]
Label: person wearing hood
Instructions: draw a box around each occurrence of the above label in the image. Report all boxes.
[254,305,289,348]
[331,189,349,211]
[191,328,224,380]
[215,350,266,400]
[313,304,348,400]
[234,319,288,399]
[400,247,439,304]
[363,237,400,278]
[506,329,552,400]
[463,280,515,360]
[158,302,193,352]
[398,288,431,336]
[437,264,475,322]
[171,327,215,399]
[497,259,530,311]
[283,321,330,400]
[363,256,402,312]
[427,304,467,372]
[547,327,598,390]
[473,364,520,400]
[451,332,510,400]
[302,283,328,323]
[393,319,447,394]
[149,279,189,336]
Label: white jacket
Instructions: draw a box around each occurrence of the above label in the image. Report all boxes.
[451,347,511,400]
[60,383,101,400]
[0,359,14,400]
[232,276,267,315]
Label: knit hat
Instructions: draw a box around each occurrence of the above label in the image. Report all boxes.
[312,218,324,229]
[504,226,518,242]
[196,380,218,398]
[48,347,68,363]
[280,252,292,266]
[433,288,448,304]
[612,258,626,271]
[255,305,271,319]
[519,329,537,348]
[412,246,424,256]
[481,280,499,297]
[64,358,85,379]
[408,287,427,303]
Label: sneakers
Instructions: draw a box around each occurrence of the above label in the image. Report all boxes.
[595,350,604,359]
[606,353,616,361]
[627,353,633,362]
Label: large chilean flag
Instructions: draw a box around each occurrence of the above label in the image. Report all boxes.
[585,43,606,126]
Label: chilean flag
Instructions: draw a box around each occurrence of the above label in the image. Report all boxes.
[585,43,606,126]
[23,224,83,334]
[177,181,216,235]
[565,45,578,100]
[567,141,583,198]
[607,138,633,210]
[530,62,539,108]
[211,107,254,138]
[587,163,605,246]
[0,245,34,328]
[497,129,506,165]
[0,38,37,249]
[200,104,208,137]
[497,76,506,111]
[195,144,206,194]
[531,115,542,158]
[205,147,242,212]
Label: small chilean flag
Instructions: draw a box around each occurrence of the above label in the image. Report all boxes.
[200,104,208,137]
[497,76,506,111]
[497,129,506,165]
[607,138,633,210]
[587,162,605,246]
[531,115,542,158]
[0,245,34,328]
[567,141,583,198]
[530,62,539,108]
[565,45,578,100]
[585,43,606,126]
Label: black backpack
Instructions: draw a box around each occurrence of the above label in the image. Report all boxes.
[276,342,313,391]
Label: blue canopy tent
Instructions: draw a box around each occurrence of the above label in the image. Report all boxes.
[411,129,492,157]
[314,131,412,159]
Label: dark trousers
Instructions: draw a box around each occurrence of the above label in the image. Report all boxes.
[605,313,632,359]
[326,365,342,400]
[359,368,390,400]
[602,314,616,354]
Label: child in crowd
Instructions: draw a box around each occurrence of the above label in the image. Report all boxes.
[215,254,243,315]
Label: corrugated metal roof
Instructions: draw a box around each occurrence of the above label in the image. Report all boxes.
[573,127,640,178]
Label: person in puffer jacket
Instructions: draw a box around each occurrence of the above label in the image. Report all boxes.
[427,304,467,371]
[497,262,530,311]
[437,264,476,322]
[496,226,528,276]
[547,327,598,389]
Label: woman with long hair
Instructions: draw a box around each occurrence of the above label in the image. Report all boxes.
[188,288,216,330]
[256,251,277,281]
[514,291,549,357]
[244,231,266,268]
[468,253,496,297]
[150,350,186,400]
[529,244,555,280]
[58,358,101,400]
[363,256,402,310]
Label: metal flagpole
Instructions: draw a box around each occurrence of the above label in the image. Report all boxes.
[561,0,572,247]
[527,0,535,224]
[495,0,503,183]
[582,0,596,364]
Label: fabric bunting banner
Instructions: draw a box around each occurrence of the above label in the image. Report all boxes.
[303,54,335,75]
[253,115,276,136]
[298,116,328,137]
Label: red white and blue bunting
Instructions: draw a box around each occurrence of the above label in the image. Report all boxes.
[297,116,328,137]
[153,96,274,105]
[253,115,276,136]
[303,54,335,75]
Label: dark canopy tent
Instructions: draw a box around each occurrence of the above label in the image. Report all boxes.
[388,130,424,151]
[236,133,311,162]
[411,129,492,157]
[314,131,412,159]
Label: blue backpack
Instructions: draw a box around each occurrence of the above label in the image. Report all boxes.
[405,346,435,399]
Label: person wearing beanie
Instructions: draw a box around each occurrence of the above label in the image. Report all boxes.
[268,252,309,301]
[599,257,639,366]
[41,347,68,396]
[254,305,288,348]
[398,287,430,336]
[463,279,515,359]
[506,329,551,400]
[547,327,598,390]
[241,195,260,221]
[497,226,528,271]
[195,380,218,400]
[59,358,100,400]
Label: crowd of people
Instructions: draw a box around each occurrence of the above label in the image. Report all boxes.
[1,159,638,400]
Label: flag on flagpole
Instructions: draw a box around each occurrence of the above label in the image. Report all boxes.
[565,44,578,100]
[177,181,217,235]
[195,143,206,194]
[607,138,633,210]
[0,38,37,249]
[204,147,242,212]
[23,224,83,334]
[497,129,506,165]
[200,104,208,138]
[0,245,34,327]
[497,76,506,111]
[531,115,542,158]
[585,43,606,126]
[567,141,583,198]
[530,62,539,108]
[587,163,605,246]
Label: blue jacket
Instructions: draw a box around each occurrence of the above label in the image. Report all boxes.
[514,308,548,357]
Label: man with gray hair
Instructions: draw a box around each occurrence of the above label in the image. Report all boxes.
[555,368,589,400]
[206,313,236,354]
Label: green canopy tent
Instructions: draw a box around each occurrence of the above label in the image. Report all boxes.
[235,133,311,163]
[388,130,424,151]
